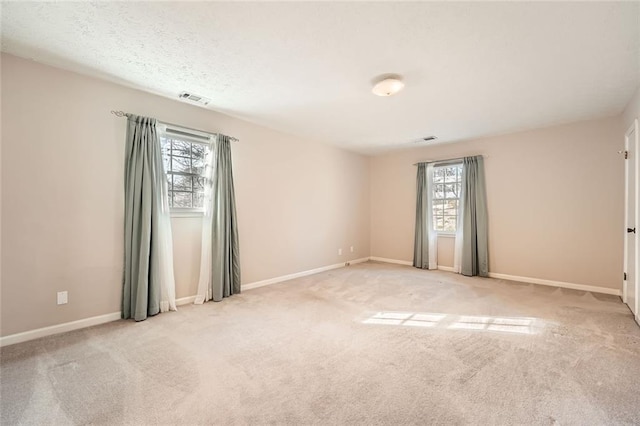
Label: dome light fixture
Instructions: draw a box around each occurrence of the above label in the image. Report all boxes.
[372,77,405,97]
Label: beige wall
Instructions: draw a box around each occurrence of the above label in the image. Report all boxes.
[0,54,370,337]
[371,116,624,289]
[1,51,633,338]
[623,85,640,129]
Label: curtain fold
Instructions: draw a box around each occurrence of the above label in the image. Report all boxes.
[195,135,241,303]
[414,163,437,269]
[426,164,438,269]
[414,164,428,268]
[123,115,176,321]
[453,172,465,274]
[460,156,489,277]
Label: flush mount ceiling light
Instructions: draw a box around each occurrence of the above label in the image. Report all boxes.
[372,77,405,97]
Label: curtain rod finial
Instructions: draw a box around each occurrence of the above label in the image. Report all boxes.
[111,110,127,117]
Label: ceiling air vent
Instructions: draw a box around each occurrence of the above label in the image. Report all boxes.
[178,92,211,105]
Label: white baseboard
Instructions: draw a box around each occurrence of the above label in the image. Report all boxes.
[0,258,371,347]
[1,296,198,348]
[242,257,370,291]
[369,256,413,266]
[488,272,621,296]
[369,257,455,272]
[0,311,121,348]
[370,256,621,296]
[6,257,617,347]
[176,295,197,305]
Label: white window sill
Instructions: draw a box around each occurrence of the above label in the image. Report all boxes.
[436,232,456,238]
[170,211,204,218]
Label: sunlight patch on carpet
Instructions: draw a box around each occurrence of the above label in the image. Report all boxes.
[362,312,540,335]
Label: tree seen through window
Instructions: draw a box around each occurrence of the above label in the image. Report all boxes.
[160,137,209,209]
[432,164,462,232]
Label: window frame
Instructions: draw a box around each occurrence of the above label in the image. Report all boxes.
[431,162,463,235]
[158,124,213,217]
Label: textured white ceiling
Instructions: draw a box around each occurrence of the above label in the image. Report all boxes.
[2,2,639,154]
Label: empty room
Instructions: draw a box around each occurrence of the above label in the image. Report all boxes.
[1,1,639,424]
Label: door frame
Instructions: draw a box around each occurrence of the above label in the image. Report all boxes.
[623,118,639,323]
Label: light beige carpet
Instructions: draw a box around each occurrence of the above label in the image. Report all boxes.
[1,261,639,425]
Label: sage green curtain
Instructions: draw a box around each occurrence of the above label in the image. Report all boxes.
[122,115,176,321]
[210,135,241,301]
[460,156,489,277]
[413,163,429,269]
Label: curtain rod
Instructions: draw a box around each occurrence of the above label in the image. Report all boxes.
[110,110,239,142]
[413,155,486,166]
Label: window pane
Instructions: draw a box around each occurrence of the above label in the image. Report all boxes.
[173,191,192,208]
[433,199,445,217]
[172,140,191,157]
[432,208,441,222]
[193,176,205,191]
[444,200,458,216]
[168,191,174,207]
[194,192,204,208]
[434,216,444,231]
[444,167,457,183]
[173,174,192,191]
[445,184,458,198]
[443,216,457,232]
[192,144,206,158]
[433,168,444,183]
[172,156,191,173]
[194,145,206,171]
[434,184,445,199]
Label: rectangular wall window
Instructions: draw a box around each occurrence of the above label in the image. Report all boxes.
[432,164,462,232]
[160,130,211,212]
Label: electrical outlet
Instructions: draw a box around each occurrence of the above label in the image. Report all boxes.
[338,248,343,256]
[350,246,354,253]
[57,291,68,305]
